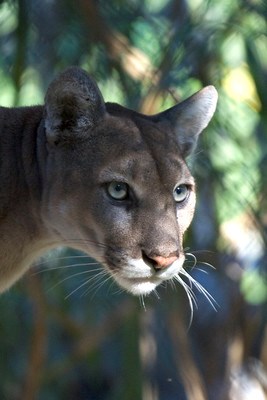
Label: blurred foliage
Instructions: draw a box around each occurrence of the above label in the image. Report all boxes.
[0,0,266,399]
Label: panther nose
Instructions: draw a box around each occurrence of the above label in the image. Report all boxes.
[144,252,179,270]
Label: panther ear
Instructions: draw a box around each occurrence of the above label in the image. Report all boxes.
[44,67,106,144]
[153,86,218,157]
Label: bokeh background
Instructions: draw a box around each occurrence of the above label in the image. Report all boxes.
[0,0,266,399]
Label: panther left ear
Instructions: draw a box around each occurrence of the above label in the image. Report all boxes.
[44,67,106,145]
[152,86,218,157]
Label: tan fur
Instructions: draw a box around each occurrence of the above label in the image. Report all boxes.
[0,67,217,295]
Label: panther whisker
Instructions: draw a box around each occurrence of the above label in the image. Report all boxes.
[139,294,147,310]
[81,271,116,299]
[196,261,216,270]
[190,249,215,255]
[179,268,218,311]
[184,251,216,295]
[173,274,197,326]
[36,254,96,266]
[189,267,209,275]
[61,238,108,249]
[34,262,101,275]
[65,277,98,299]
[64,270,109,299]
[168,278,177,291]
[152,289,160,300]
[111,284,125,297]
[46,269,102,293]
[185,249,216,271]
[184,247,215,255]
[185,252,197,268]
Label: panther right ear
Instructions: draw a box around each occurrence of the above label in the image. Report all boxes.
[44,67,106,145]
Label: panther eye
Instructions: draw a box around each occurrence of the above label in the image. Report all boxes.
[173,184,189,203]
[107,181,129,200]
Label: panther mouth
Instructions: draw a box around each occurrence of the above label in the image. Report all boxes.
[110,256,184,295]
[113,275,162,296]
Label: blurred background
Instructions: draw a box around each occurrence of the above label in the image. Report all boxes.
[0,0,266,399]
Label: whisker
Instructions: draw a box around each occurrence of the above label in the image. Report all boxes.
[107,278,122,296]
[179,268,218,311]
[63,230,111,298]
[64,270,108,299]
[83,272,115,299]
[192,250,215,255]
[184,247,215,255]
[185,251,216,272]
[34,262,101,275]
[36,254,95,267]
[185,252,197,268]
[61,238,108,249]
[168,278,177,291]
[152,289,160,300]
[197,261,216,270]
[175,274,198,308]
[65,277,98,299]
[111,284,125,296]
[189,267,209,275]
[46,269,102,293]
[83,270,109,293]
[139,294,147,310]
[173,274,196,327]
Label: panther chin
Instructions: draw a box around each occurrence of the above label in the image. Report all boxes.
[114,276,162,296]
[111,257,184,296]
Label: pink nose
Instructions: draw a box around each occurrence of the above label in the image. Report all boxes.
[149,254,178,270]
